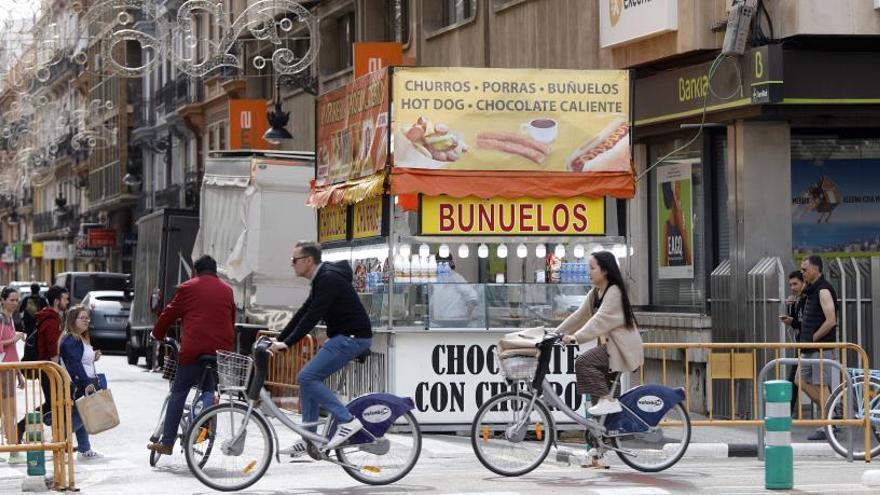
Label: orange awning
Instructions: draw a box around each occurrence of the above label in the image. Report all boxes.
[390,168,634,200]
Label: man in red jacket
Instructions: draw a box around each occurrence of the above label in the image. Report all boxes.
[147,255,235,455]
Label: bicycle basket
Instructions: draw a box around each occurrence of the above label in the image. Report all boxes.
[498,354,538,381]
[161,356,178,381]
[216,350,253,392]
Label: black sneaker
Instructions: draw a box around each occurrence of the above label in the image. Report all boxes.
[807,428,827,441]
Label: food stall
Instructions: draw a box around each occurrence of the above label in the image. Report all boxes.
[312,67,634,429]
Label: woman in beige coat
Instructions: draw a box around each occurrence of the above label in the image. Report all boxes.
[558,251,643,416]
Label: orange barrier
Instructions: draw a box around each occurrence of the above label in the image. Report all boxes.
[257,331,316,412]
[638,342,872,461]
[0,361,76,490]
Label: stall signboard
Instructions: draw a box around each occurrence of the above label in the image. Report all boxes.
[43,241,67,260]
[392,67,630,174]
[420,195,605,235]
[317,203,348,243]
[657,162,694,279]
[316,69,390,186]
[352,196,385,239]
[87,228,117,248]
[393,332,582,424]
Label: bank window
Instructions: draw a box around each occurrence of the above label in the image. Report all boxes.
[425,0,477,34]
[648,137,707,310]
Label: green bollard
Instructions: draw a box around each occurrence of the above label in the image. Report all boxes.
[764,380,793,490]
[25,412,45,477]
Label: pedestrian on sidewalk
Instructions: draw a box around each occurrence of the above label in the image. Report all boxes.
[0,287,26,464]
[19,283,47,362]
[781,270,807,416]
[15,285,69,442]
[147,255,235,456]
[58,305,104,460]
[558,251,644,417]
[798,254,840,441]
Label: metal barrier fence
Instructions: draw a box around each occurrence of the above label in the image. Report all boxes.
[256,330,387,408]
[0,361,76,490]
[637,342,872,461]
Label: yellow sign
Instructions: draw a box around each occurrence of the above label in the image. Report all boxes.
[31,242,43,258]
[352,196,384,239]
[421,196,605,235]
[318,204,348,243]
[392,67,630,173]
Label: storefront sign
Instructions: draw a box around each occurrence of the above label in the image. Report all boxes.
[420,195,605,235]
[352,196,385,239]
[87,228,117,248]
[392,67,630,174]
[600,0,678,48]
[657,162,694,279]
[42,241,67,260]
[354,42,403,78]
[229,99,271,150]
[393,332,581,424]
[634,44,782,126]
[792,158,880,257]
[317,204,348,243]
[316,69,389,186]
[31,242,43,258]
[1,246,14,263]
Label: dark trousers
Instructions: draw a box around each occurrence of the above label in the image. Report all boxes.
[160,362,215,447]
[17,371,53,441]
[787,365,801,416]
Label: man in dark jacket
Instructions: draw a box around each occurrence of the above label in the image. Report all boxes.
[19,283,48,361]
[271,241,372,456]
[147,255,236,455]
[16,285,68,442]
[781,270,807,415]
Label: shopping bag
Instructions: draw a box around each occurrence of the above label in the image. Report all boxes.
[75,387,120,434]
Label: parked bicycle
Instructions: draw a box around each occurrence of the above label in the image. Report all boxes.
[183,336,422,492]
[823,369,880,460]
[471,329,691,475]
[148,338,218,467]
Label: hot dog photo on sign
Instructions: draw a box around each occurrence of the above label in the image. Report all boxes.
[391,67,630,173]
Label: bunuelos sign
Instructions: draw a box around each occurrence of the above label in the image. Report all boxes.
[392,67,630,174]
[420,195,605,235]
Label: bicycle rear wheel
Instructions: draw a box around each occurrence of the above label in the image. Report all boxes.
[336,411,422,485]
[184,401,273,492]
[825,377,880,460]
[613,403,691,472]
[470,391,553,476]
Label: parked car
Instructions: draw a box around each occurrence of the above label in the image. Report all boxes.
[7,281,49,296]
[82,290,132,350]
[54,272,129,305]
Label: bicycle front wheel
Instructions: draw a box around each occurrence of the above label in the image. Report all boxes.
[825,377,880,460]
[336,411,422,485]
[470,391,553,476]
[184,401,273,492]
[613,402,691,472]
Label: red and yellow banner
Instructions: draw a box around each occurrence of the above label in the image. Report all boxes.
[420,196,605,235]
[316,69,389,186]
[318,204,348,243]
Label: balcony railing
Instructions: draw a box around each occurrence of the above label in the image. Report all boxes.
[34,203,81,235]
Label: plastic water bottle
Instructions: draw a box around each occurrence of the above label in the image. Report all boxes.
[25,412,45,476]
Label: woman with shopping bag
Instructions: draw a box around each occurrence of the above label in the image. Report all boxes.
[57,305,109,460]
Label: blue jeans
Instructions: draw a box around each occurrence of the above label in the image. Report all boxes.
[44,408,91,453]
[160,362,215,447]
[298,335,372,431]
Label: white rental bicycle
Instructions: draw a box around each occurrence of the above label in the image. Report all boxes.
[183,337,422,492]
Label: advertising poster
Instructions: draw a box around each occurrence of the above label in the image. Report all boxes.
[316,69,389,186]
[392,67,630,173]
[657,162,694,279]
[792,159,880,257]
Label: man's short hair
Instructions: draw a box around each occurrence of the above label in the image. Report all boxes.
[30,283,41,295]
[46,285,68,306]
[806,254,824,272]
[295,241,322,263]
[194,255,218,274]
[788,270,804,282]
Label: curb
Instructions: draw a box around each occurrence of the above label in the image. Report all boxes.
[686,442,838,458]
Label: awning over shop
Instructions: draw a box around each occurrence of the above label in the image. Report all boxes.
[308,172,385,208]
